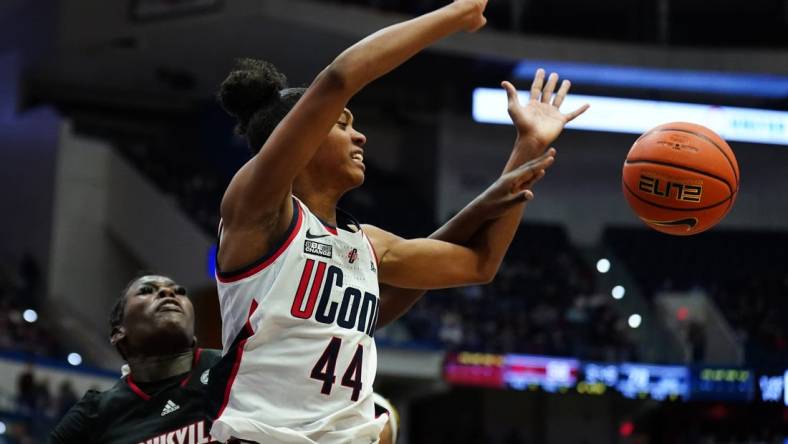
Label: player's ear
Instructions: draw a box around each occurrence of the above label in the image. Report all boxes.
[191,336,198,348]
[110,326,126,347]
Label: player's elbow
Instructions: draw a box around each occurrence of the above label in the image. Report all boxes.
[453,253,499,286]
[317,62,356,96]
[470,261,499,285]
[322,50,380,96]
[477,266,498,285]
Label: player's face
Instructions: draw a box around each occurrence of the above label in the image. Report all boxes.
[121,275,196,357]
[310,108,367,190]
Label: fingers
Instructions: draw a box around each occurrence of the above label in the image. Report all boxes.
[512,168,546,192]
[501,81,522,112]
[529,68,545,102]
[511,148,556,183]
[541,73,559,104]
[528,148,557,174]
[564,103,590,122]
[526,169,547,188]
[500,147,557,206]
[539,147,557,162]
[502,190,533,207]
[553,79,571,108]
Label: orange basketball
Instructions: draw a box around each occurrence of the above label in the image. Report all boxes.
[622,122,739,235]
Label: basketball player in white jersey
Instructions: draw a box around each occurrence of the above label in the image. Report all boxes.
[212,0,588,442]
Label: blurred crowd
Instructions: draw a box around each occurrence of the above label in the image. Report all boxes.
[116,135,226,235]
[0,256,60,359]
[380,224,639,362]
[605,228,788,367]
[0,257,80,444]
[2,367,80,444]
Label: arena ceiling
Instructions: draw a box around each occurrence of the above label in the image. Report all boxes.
[20,0,788,113]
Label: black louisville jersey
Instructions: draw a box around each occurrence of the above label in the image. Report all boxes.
[50,348,223,444]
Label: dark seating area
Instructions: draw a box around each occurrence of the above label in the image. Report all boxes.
[383,223,638,362]
[0,257,60,360]
[604,227,788,366]
[327,0,787,47]
[104,104,436,241]
[0,257,82,443]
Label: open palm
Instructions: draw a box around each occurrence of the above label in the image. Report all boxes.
[502,69,589,158]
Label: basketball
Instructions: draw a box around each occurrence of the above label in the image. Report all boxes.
[622,122,739,235]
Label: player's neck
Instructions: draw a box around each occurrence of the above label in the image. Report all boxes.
[296,193,339,226]
[293,176,345,225]
[127,349,193,382]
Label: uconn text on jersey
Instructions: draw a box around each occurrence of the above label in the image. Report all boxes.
[289,258,379,336]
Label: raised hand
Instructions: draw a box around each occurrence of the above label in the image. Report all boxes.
[502,69,589,159]
[454,0,488,32]
[478,147,556,218]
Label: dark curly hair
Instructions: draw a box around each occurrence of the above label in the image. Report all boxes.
[217,58,305,154]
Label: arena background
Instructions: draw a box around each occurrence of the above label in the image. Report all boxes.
[0,0,787,442]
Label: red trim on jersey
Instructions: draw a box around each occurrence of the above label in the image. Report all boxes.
[194,347,203,363]
[245,299,259,336]
[217,337,247,418]
[217,300,258,418]
[312,209,339,235]
[216,200,304,283]
[127,348,204,397]
[126,375,152,401]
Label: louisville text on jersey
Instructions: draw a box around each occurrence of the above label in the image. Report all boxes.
[290,259,379,337]
[137,420,210,444]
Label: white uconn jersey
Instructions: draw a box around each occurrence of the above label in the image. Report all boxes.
[212,198,387,443]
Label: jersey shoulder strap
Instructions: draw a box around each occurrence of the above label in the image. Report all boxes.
[216,196,304,283]
[197,348,222,368]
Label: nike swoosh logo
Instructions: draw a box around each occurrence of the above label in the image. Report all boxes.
[306,229,330,239]
[641,217,698,231]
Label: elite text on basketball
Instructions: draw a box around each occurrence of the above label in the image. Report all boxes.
[638,174,703,202]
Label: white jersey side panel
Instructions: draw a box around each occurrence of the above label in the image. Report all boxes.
[211,199,386,444]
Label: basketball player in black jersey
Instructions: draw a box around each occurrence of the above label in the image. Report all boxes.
[49,275,221,444]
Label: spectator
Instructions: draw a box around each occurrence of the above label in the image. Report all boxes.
[15,366,36,416]
[687,321,706,363]
[381,223,635,361]
[55,380,79,419]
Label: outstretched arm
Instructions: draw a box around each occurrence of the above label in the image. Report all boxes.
[365,149,555,290]
[376,160,543,326]
[219,1,488,271]
[375,70,589,326]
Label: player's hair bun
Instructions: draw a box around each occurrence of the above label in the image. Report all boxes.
[218,58,287,134]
